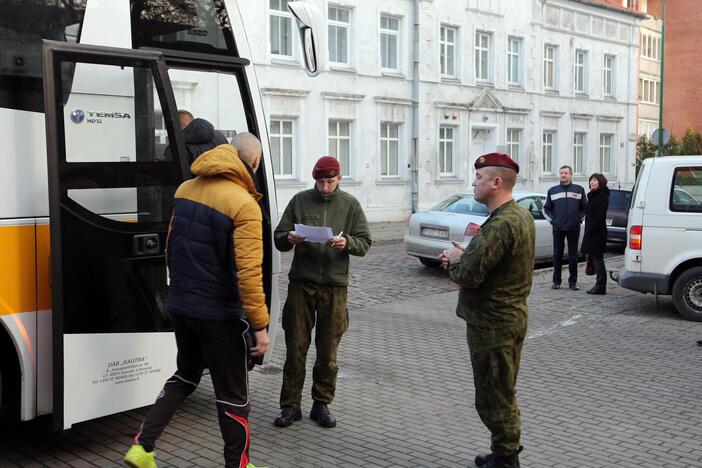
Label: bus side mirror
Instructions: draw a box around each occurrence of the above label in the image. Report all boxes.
[288,1,326,77]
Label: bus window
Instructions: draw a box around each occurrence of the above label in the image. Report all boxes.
[63,61,178,162]
[0,1,86,113]
[67,188,138,219]
[60,61,177,224]
[64,63,139,163]
[131,0,237,56]
[159,68,249,141]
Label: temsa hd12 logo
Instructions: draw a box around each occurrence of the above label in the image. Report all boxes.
[71,109,132,124]
[70,109,85,124]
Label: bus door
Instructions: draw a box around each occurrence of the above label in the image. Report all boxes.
[130,0,279,366]
[42,40,189,430]
[159,54,272,368]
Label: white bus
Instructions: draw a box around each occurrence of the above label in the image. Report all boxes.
[0,0,323,430]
